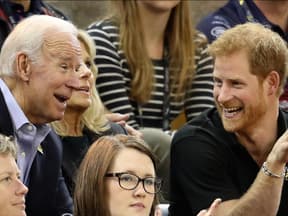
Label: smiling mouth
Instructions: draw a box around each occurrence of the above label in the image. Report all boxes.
[76,86,89,92]
[222,107,242,118]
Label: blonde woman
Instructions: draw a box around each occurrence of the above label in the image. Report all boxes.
[51,30,127,195]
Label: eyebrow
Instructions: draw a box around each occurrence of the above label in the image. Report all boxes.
[122,170,155,177]
[0,171,12,177]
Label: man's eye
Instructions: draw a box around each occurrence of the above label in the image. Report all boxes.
[232,81,242,88]
[61,64,68,70]
[214,80,222,87]
[85,61,91,69]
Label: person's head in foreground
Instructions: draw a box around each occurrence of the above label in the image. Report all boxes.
[0,134,28,216]
[74,134,161,216]
[209,22,288,133]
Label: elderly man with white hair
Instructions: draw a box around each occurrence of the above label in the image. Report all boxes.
[0,15,81,215]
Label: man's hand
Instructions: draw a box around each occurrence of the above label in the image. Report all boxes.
[196,198,222,216]
[267,130,288,166]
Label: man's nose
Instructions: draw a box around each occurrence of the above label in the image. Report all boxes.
[66,71,80,89]
[216,84,232,103]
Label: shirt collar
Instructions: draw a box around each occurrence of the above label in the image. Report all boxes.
[0,78,28,131]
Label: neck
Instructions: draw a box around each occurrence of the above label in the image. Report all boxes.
[235,103,279,165]
[254,0,288,32]
[138,5,172,59]
[62,109,84,136]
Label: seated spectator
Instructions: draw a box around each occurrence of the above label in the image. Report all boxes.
[87,0,214,201]
[0,0,67,50]
[0,15,81,215]
[73,134,162,216]
[170,23,288,215]
[73,134,220,216]
[197,0,288,110]
[51,30,128,196]
[0,133,28,216]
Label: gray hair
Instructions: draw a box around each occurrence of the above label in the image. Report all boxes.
[0,134,17,158]
[0,15,78,77]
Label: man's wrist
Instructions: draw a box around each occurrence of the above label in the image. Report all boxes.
[262,161,288,180]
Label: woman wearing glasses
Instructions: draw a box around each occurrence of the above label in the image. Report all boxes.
[73,134,220,216]
[73,134,160,216]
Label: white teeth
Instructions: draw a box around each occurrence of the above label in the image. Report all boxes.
[224,107,239,112]
[222,107,241,118]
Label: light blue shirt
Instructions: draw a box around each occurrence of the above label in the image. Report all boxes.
[0,78,50,184]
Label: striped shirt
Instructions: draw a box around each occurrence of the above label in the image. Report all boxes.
[87,20,215,129]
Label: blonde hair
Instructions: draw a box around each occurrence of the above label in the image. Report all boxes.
[0,134,17,158]
[51,30,110,136]
[110,1,195,103]
[208,23,288,96]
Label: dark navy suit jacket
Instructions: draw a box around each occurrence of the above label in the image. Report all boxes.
[0,90,73,215]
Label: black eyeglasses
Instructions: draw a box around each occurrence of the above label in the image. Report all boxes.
[105,172,162,194]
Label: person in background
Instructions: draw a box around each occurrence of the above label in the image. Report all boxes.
[51,30,127,196]
[0,0,67,50]
[0,133,28,216]
[73,134,220,216]
[197,0,288,110]
[87,0,214,200]
[0,15,81,215]
[170,23,288,215]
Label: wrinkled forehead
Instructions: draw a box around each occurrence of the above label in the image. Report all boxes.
[42,31,81,59]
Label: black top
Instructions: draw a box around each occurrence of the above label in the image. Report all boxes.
[169,107,288,215]
[61,123,127,196]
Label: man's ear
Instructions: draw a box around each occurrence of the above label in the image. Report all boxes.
[266,70,280,96]
[16,53,31,82]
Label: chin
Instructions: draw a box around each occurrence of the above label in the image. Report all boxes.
[51,111,65,122]
[222,119,242,132]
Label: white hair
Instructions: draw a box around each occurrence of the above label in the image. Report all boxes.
[0,15,78,77]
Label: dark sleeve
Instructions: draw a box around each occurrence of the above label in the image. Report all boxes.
[42,2,69,20]
[0,19,10,51]
[196,13,232,43]
[169,125,240,215]
[50,132,74,215]
[55,169,73,214]
[26,131,73,216]
[106,122,128,135]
